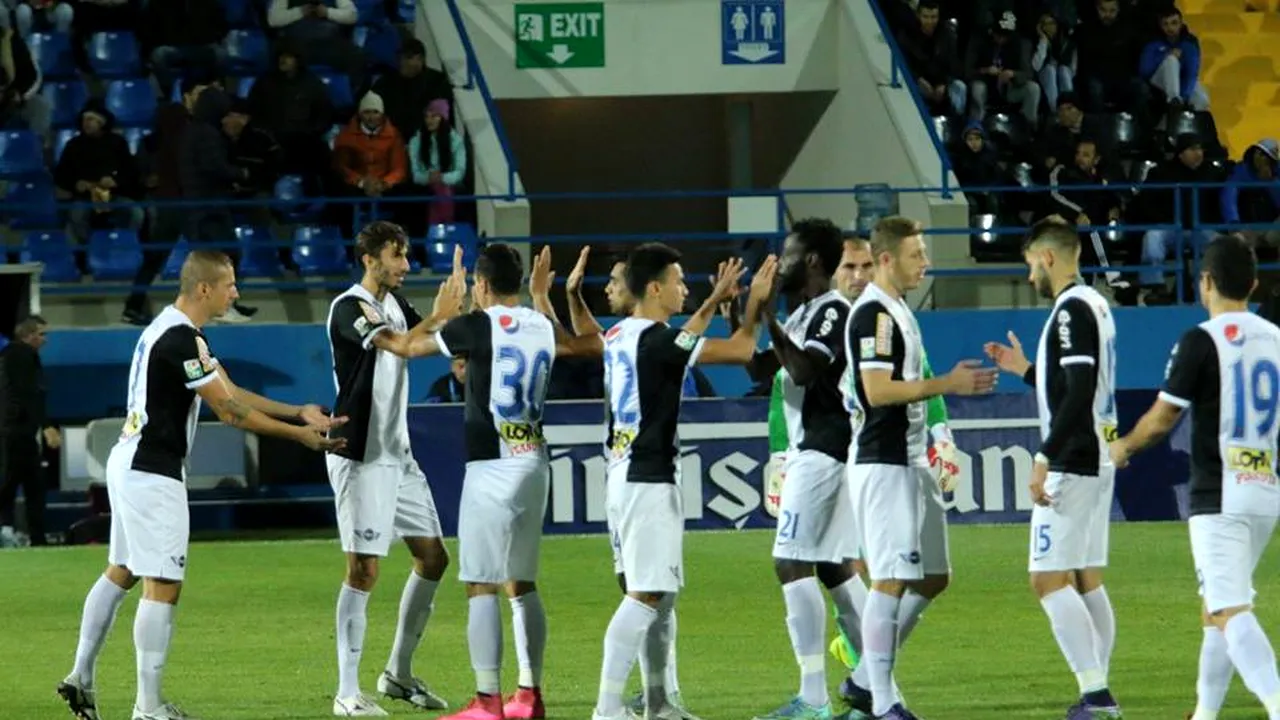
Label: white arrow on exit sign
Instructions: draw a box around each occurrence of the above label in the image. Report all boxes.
[546,44,574,64]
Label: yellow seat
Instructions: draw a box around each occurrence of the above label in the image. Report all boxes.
[1223,113,1280,157]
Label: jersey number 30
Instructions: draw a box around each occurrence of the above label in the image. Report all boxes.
[496,346,552,421]
[1231,357,1280,440]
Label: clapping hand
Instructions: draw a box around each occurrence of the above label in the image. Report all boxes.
[984,331,1031,377]
[566,246,590,296]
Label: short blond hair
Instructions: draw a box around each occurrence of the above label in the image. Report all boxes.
[179,250,233,296]
[869,216,923,259]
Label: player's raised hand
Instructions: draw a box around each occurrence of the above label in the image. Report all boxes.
[529,245,554,298]
[746,255,778,312]
[449,243,468,289]
[709,257,746,306]
[433,270,466,320]
[298,404,346,432]
[984,331,1031,376]
[566,246,590,295]
[944,359,999,395]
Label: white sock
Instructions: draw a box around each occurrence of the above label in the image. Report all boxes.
[664,608,680,696]
[1040,586,1106,693]
[71,575,128,687]
[133,599,175,713]
[781,576,828,707]
[510,591,547,689]
[386,571,438,679]
[596,596,658,716]
[1223,612,1280,714]
[336,584,370,699]
[896,590,931,647]
[1081,586,1116,676]
[639,594,676,708]
[1193,626,1232,720]
[862,590,901,716]
[828,576,867,658]
[468,594,503,695]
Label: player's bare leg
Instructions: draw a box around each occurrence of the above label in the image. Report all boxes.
[1204,600,1280,718]
[1031,570,1119,718]
[594,590,669,720]
[129,577,188,720]
[335,552,387,717]
[858,574,949,719]
[1190,605,1235,720]
[378,536,448,710]
[59,564,138,720]
[1075,568,1117,680]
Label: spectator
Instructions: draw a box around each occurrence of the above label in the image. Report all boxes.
[138,0,228,98]
[123,77,216,326]
[1220,139,1280,247]
[952,121,1001,214]
[896,0,965,117]
[1030,11,1076,112]
[70,0,138,75]
[331,91,408,235]
[0,27,49,144]
[1139,7,1208,111]
[0,315,57,548]
[966,11,1041,126]
[53,98,144,249]
[180,86,256,322]
[1034,92,1107,178]
[1135,134,1218,298]
[0,0,74,37]
[246,43,333,195]
[266,0,365,100]
[224,96,283,228]
[1076,0,1149,120]
[370,38,452,141]
[1048,137,1123,266]
[407,98,466,227]
[424,356,465,403]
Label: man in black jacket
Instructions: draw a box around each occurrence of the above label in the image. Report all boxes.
[1135,133,1219,298]
[246,43,333,196]
[0,315,58,547]
[370,39,452,140]
[896,0,965,117]
[1076,0,1150,126]
[54,99,145,247]
[965,11,1041,125]
[180,87,257,321]
[1048,137,1124,269]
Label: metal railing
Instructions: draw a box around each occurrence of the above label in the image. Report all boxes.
[443,0,519,198]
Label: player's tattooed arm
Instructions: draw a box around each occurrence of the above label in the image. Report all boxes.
[197,374,347,452]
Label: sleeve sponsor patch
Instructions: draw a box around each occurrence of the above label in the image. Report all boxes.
[817,306,839,338]
[860,336,876,359]
[1056,309,1072,350]
[674,330,699,351]
[358,300,383,324]
[874,312,893,355]
[183,359,204,379]
[194,335,215,371]
[354,316,370,336]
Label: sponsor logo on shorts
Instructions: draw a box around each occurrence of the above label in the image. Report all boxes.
[899,551,921,565]
[1100,424,1119,443]
[356,528,382,543]
[608,428,637,459]
[1226,446,1277,485]
[120,411,144,440]
[500,422,545,454]
[171,555,186,569]
[669,565,682,582]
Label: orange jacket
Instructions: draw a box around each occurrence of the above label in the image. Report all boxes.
[333,118,408,188]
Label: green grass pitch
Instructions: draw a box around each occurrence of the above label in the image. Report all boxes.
[2,523,1277,719]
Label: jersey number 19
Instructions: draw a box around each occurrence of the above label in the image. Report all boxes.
[1231,357,1280,441]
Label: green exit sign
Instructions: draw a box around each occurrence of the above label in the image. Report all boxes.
[515,2,605,69]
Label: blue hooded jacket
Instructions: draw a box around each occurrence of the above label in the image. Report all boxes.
[1138,27,1201,100]
[1220,139,1280,224]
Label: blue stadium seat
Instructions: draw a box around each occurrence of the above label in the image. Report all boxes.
[292,226,350,276]
[355,23,401,71]
[233,76,257,96]
[161,237,190,281]
[88,229,143,280]
[219,0,258,28]
[6,176,58,229]
[236,225,285,277]
[317,72,354,108]
[20,231,80,282]
[44,80,89,130]
[0,130,44,176]
[87,32,142,78]
[53,128,76,163]
[122,127,150,155]
[274,174,322,222]
[426,223,479,274]
[225,29,269,73]
[28,32,75,79]
[105,80,158,128]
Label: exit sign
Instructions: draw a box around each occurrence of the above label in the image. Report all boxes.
[515,2,605,69]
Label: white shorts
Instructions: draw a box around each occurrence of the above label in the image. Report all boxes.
[1028,467,1115,572]
[606,460,684,594]
[327,455,442,557]
[849,463,950,581]
[106,450,190,582]
[773,450,857,564]
[1190,512,1278,613]
[457,457,550,583]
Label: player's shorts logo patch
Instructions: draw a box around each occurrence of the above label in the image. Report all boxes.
[674,330,699,351]
[194,336,214,372]
[499,314,520,334]
[874,313,893,355]
[357,528,382,542]
[171,555,186,569]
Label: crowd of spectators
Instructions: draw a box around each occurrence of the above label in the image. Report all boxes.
[0,0,469,323]
[884,0,1278,305]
